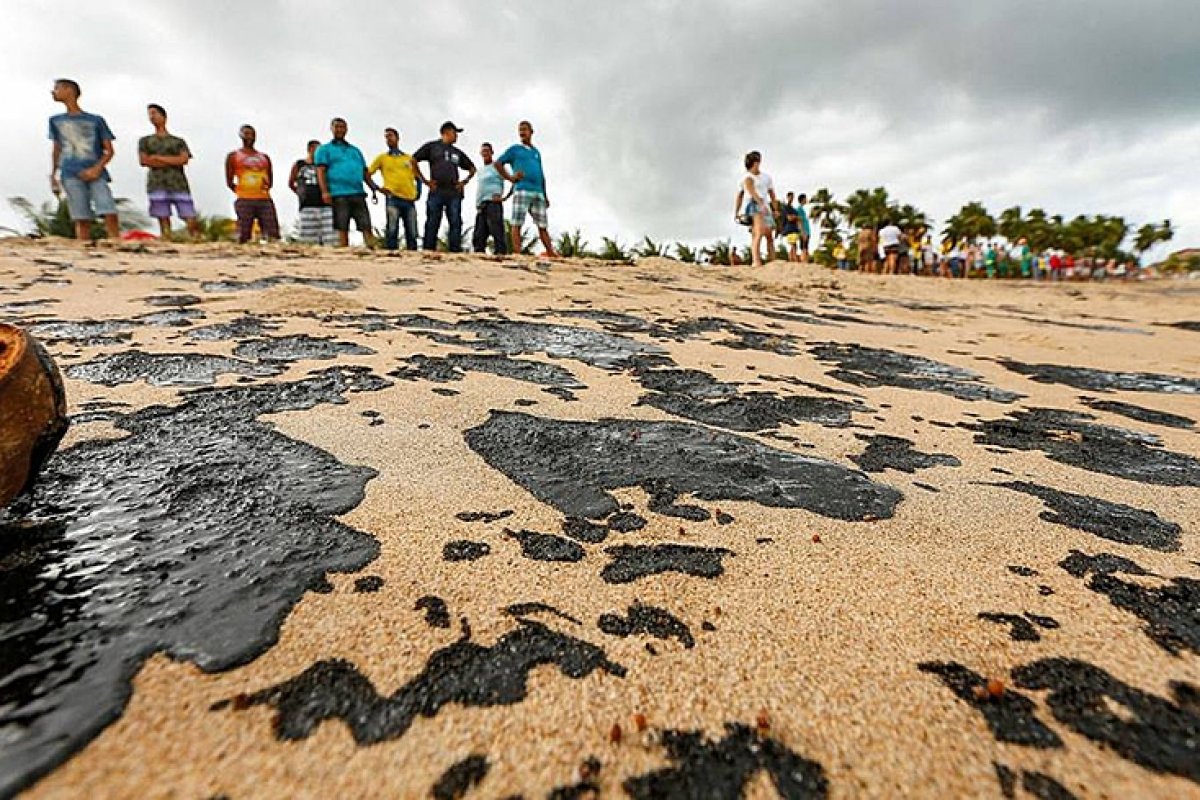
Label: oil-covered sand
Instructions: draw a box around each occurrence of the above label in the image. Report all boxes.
[1,239,1198,799]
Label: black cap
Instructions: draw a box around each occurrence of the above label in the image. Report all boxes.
[440,121,464,133]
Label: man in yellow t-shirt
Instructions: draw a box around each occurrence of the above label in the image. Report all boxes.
[368,128,420,250]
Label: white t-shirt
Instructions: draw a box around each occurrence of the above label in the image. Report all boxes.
[742,171,774,204]
[879,225,902,248]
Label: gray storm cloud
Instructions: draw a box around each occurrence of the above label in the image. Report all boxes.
[1,0,1196,252]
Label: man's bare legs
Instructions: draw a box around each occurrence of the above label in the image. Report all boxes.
[75,214,119,242]
[536,226,557,258]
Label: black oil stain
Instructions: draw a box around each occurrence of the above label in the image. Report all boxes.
[916,662,1063,748]
[463,411,902,522]
[432,754,489,800]
[978,612,1060,642]
[606,512,647,532]
[66,350,284,387]
[142,293,201,307]
[598,602,695,649]
[1013,657,1200,783]
[30,308,204,346]
[403,317,669,371]
[994,481,1181,552]
[1081,397,1195,430]
[391,353,584,399]
[443,541,491,562]
[1059,550,1198,656]
[0,366,387,798]
[218,619,625,744]
[811,342,1022,403]
[187,315,280,342]
[504,602,582,626]
[456,510,514,524]
[1166,321,1200,332]
[634,366,861,433]
[561,517,609,544]
[415,596,451,629]
[1020,771,1078,800]
[433,387,460,397]
[644,479,712,522]
[973,408,1200,487]
[998,359,1200,395]
[850,434,961,474]
[601,544,732,584]
[233,334,375,363]
[505,529,586,562]
[622,722,829,799]
[354,576,385,593]
[201,275,360,293]
[994,762,1017,798]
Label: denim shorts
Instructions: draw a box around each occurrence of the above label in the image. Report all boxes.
[61,177,116,221]
[746,200,774,230]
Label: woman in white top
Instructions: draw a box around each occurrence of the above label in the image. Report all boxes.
[732,150,777,267]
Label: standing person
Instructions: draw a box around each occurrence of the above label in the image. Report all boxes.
[878,220,903,274]
[315,118,379,248]
[472,142,508,255]
[288,140,334,245]
[368,128,420,251]
[732,151,777,267]
[780,191,800,263]
[494,121,556,258]
[138,104,200,239]
[795,193,812,263]
[47,78,119,241]
[857,226,877,273]
[224,125,280,243]
[413,121,476,252]
[833,241,849,271]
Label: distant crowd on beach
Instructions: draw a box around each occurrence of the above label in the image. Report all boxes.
[736,150,1153,280]
[45,78,558,256]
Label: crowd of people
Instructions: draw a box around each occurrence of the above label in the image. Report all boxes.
[734,150,1146,280]
[46,78,558,256]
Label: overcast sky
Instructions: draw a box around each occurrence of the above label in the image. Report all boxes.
[1,0,1197,258]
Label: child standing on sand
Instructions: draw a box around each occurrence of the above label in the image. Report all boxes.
[733,151,777,267]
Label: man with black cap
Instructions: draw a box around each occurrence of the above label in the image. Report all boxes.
[413,121,476,252]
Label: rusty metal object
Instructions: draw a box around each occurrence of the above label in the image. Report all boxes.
[0,323,69,506]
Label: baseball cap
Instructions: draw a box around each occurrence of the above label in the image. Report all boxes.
[440,121,464,133]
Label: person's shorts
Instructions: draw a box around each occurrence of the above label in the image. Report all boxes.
[61,176,116,221]
[509,190,548,228]
[745,200,774,230]
[884,244,900,256]
[148,190,196,219]
[332,194,372,232]
[786,233,800,245]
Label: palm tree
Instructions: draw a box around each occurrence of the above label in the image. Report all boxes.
[896,203,928,236]
[555,229,592,258]
[701,238,733,266]
[941,201,996,245]
[997,206,1025,243]
[673,243,698,263]
[189,214,237,242]
[633,236,667,258]
[598,237,629,261]
[8,195,149,239]
[843,187,894,230]
[809,188,842,232]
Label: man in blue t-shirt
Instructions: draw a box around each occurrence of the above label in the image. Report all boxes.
[494,121,557,258]
[47,78,120,241]
[315,117,379,248]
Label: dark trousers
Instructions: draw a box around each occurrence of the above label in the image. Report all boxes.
[423,192,463,252]
[234,198,280,242]
[385,197,418,250]
[472,201,508,255]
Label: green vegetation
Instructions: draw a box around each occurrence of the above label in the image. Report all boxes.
[5,195,148,239]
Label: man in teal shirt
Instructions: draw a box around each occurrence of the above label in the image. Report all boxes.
[315,117,379,247]
[495,120,557,257]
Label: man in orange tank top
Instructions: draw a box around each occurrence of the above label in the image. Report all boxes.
[224,124,280,243]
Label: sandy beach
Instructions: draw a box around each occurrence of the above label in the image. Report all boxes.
[1,239,1197,799]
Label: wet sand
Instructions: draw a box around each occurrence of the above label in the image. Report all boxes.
[1,239,1198,799]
